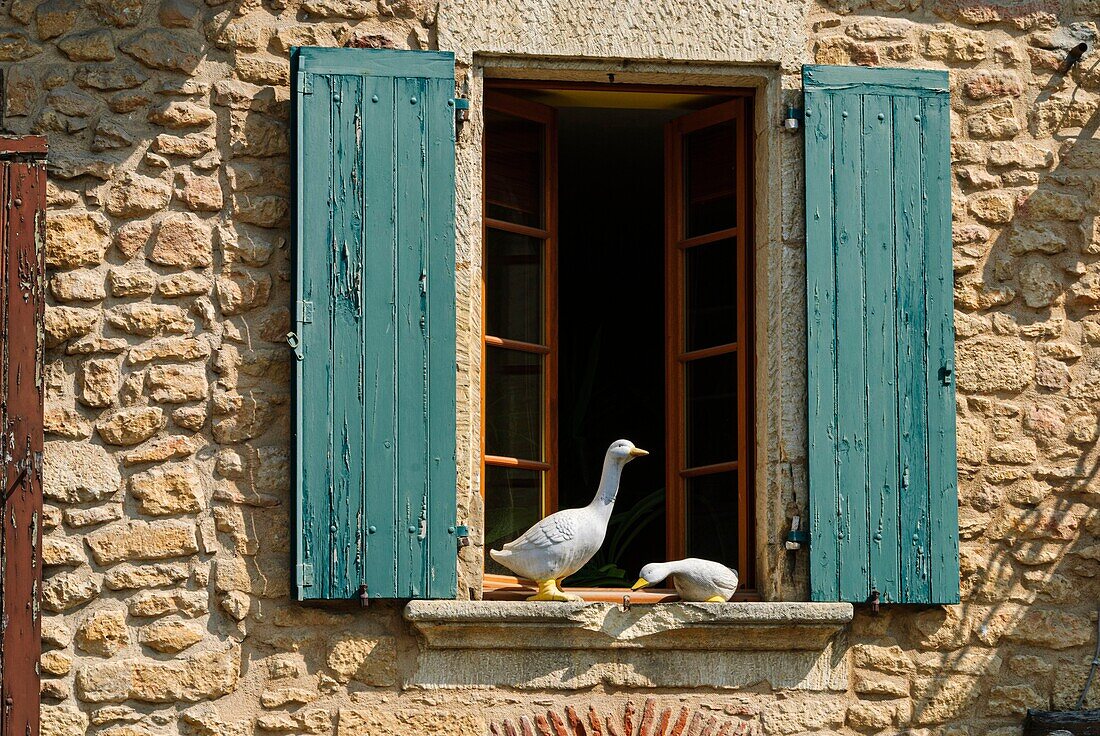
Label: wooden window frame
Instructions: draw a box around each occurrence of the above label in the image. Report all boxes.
[481,91,560,588]
[480,81,756,601]
[664,98,755,592]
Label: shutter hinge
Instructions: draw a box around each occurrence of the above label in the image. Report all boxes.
[296,563,314,588]
[296,300,314,324]
[941,360,954,385]
[298,73,313,95]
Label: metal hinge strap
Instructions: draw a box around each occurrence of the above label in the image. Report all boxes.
[296,300,314,324]
[298,73,313,95]
[296,563,314,587]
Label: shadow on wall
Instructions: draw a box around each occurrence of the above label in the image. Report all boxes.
[878,28,1100,731]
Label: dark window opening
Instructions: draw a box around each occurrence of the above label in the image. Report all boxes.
[482,83,755,595]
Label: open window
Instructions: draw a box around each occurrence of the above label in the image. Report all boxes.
[481,82,755,600]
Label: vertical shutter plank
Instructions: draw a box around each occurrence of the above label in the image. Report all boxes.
[922,95,960,604]
[424,77,458,598]
[395,76,432,598]
[892,93,931,604]
[330,75,368,595]
[861,95,902,603]
[833,93,870,602]
[299,72,336,598]
[805,90,840,602]
[361,75,400,599]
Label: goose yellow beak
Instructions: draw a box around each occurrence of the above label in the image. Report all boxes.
[631,578,650,590]
[628,448,649,457]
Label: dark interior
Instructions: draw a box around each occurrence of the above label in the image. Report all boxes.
[556,106,677,586]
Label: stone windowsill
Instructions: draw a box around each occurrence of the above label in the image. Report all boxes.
[404,600,853,652]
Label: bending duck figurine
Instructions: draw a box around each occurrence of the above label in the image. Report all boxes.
[490,439,648,601]
[632,558,739,602]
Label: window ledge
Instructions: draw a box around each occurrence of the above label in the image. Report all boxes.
[404,600,852,652]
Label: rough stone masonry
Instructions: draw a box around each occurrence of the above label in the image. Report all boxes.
[6,0,1100,732]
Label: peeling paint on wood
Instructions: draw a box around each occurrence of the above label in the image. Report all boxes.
[293,49,457,601]
[804,66,958,605]
[0,137,46,736]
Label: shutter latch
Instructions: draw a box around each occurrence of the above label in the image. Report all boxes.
[286,332,303,361]
[785,516,807,550]
[451,525,470,550]
[941,360,953,385]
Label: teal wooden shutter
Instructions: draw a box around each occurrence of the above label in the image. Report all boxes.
[292,48,457,601]
[804,65,958,605]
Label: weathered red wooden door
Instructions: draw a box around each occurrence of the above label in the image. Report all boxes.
[0,135,46,736]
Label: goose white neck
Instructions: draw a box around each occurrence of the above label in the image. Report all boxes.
[590,453,625,513]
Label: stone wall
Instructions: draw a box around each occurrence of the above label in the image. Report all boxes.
[7,0,1100,733]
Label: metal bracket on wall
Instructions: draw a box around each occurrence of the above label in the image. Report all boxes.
[785,516,808,550]
[454,98,470,132]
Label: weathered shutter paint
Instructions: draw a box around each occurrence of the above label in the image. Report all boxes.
[0,135,46,736]
[804,65,959,605]
[292,48,457,600]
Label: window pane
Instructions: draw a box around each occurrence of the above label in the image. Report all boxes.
[485,465,543,575]
[683,119,736,238]
[485,346,542,460]
[685,351,738,468]
[486,229,542,344]
[685,472,739,569]
[485,108,543,228]
[685,238,737,351]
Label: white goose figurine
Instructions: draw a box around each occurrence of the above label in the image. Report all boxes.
[632,558,739,602]
[489,439,648,601]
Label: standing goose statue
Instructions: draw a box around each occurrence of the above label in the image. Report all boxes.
[489,439,648,601]
[631,558,739,602]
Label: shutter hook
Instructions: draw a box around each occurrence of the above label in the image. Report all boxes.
[868,589,881,614]
[358,584,369,608]
[286,332,303,361]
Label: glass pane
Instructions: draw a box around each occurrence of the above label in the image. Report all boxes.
[485,108,543,228]
[485,465,543,575]
[685,472,739,569]
[485,346,542,460]
[486,229,542,344]
[683,119,737,238]
[685,238,737,351]
[685,351,738,468]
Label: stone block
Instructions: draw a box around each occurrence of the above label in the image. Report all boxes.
[76,609,130,656]
[130,462,205,515]
[47,212,110,269]
[139,619,204,653]
[149,213,213,267]
[78,358,120,408]
[42,570,103,612]
[147,364,208,403]
[96,406,165,445]
[326,634,398,686]
[107,304,193,336]
[43,442,121,503]
[86,520,198,565]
